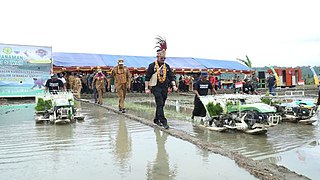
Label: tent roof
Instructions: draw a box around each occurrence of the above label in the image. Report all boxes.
[194,58,251,71]
[53,52,250,71]
[53,52,105,67]
[99,54,153,67]
[166,57,206,69]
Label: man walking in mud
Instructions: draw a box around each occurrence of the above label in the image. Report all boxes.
[92,69,106,105]
[192,71,217,120]
[111,59,130,113]
[145,36,178,129]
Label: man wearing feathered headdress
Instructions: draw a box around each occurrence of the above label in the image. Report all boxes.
[145,36,178,129]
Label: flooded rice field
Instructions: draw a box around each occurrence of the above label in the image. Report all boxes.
[104,95,320,179]
[0,103,254,180]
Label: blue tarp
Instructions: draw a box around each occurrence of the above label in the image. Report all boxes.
[166,57,206,69]
[194,58,251,71]
[99,54,153,67]
[53,53,105,67]
[53,52,250,71]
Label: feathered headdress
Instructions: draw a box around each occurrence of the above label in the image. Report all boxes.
[155,36,167,57]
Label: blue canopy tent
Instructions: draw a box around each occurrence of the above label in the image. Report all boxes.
[99,54,154,69]
[53,52,105,67]
[53,52,252,74]
[166,57,206,72]
[193,58,251,74]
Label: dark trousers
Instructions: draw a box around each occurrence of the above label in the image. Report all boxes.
[152,85,168,124]
[192,97,206,117]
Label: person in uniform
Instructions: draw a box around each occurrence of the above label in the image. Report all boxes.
[145,36,178,129]
[73,74,83,99]
[92,69,106,105]
[68,72,75,91]
[111,59,130,113]
[192,71,217,119]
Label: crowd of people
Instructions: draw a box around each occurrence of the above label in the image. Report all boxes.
[43,37,286,129]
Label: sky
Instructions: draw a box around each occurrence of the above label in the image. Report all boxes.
[0,0,319,67]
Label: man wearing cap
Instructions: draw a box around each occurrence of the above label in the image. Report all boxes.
[192,72,217,120]
[44,74,66,93]
[92,69,106,105]
[145,36,178,129]
[111,59,130,113]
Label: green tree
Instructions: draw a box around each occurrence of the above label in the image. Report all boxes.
[237,55,252,68]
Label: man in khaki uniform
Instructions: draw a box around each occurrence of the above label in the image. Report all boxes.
[111,59,130,113]
[92,69,106,105]
[73,74,82,99]
[68,73,75,90]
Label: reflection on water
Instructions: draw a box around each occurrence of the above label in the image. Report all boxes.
[114,116,132,169]
[0,102,254,180]
[122,99,320,179]
[147,129,177,180]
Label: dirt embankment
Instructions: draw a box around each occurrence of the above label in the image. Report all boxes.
[81,99,310,180]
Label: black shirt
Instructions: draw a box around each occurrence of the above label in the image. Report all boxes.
[193,79,213,96]
[45,79,64,91]
[145,61,175,86]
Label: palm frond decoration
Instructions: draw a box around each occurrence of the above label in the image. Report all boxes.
[237,55,252,68]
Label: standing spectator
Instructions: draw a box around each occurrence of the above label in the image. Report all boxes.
[58,73,67,89]
[316,85,320,111]
[215,77,219,91]
[267,71,276,96]
[141,74,146,92]
[81,73,88,94]
[184,76,190,92]
[73,74,82,99]
[136,74,143,93]
[209,74,215,87]
[189,76,194,92]
[68,72,75,90]
[178,75,185,92]
[88,71,97,101]
[251,71,259,90]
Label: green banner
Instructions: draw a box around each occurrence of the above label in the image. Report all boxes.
[0,44,52,97]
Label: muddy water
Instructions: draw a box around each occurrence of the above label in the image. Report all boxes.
[120,97,320,179]
[0,103,254,180]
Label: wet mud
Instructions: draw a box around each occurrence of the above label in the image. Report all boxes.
[81,99,310,180]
